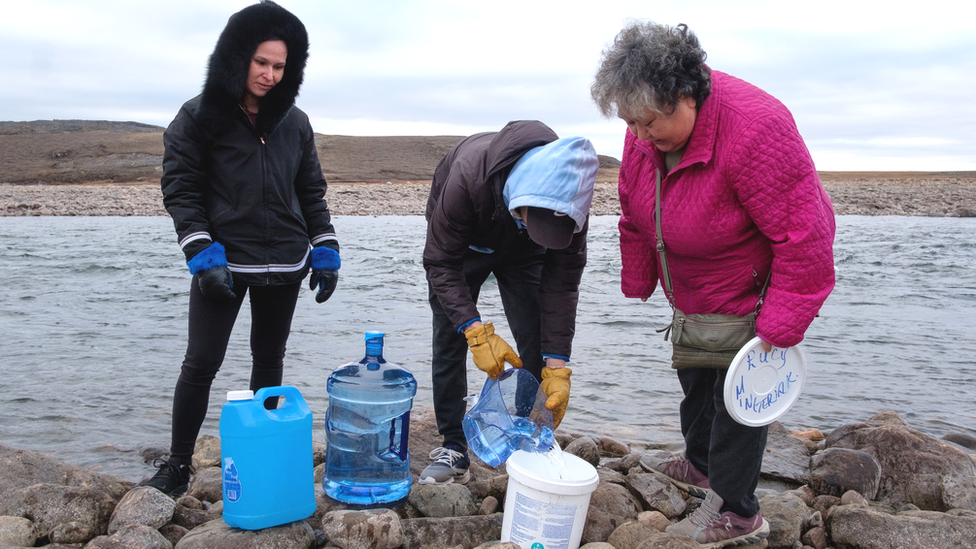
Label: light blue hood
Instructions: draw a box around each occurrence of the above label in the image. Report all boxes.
[502,136,599,233]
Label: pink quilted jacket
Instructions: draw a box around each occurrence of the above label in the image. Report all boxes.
[618,71,836,347]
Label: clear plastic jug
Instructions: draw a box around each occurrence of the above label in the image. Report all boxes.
[323,331,417,504]
[462,367,555,467]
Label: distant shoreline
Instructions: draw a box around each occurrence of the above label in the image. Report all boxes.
[2,176,976,217]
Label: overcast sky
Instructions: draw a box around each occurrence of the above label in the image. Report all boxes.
[4,0,974,171]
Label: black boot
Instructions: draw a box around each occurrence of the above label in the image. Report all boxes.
[143,458,193,495]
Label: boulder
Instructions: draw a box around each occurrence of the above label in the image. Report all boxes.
[86,524,173,549]
[173,518,316,549]
[624,472,686,518]
[0,515,38,547]
[827,505,976,549]
[809,447,882,499]
[582,482,642,544]
[825,411,976,511]
[566,436,601,467]
[192,435,221,469]
[108,486,177,534]
[757,489,810,549]
[321,509,402,549]
[0,444,132,501]
[0,482,116,537]
[186,466,222,503]
[408,483,477,518]
[400,513,504,549]
[598,437,631,458]
[761,421,814,485]
[607,519,660,549]
[48,520,97,545]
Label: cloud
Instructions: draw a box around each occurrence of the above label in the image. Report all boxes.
[2,0,975,170]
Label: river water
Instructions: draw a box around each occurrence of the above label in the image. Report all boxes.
[1,215,974,481]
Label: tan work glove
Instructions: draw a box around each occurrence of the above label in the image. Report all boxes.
[464,322,522,379]
[541,366,572,429]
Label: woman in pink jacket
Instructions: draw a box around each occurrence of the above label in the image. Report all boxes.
[591,21,835,546]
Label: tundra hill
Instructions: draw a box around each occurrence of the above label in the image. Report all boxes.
[0,120,623,185]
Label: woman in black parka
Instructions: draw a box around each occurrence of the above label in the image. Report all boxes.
[149,1,340,494]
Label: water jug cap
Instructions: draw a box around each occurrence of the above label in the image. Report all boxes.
[226,390,254,401]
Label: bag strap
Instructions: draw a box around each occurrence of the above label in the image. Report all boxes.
[653,168,771,315]
[654,169,677,311]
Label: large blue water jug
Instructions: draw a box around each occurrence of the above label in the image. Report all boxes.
[219,386,315,530]
[324,332,418,504]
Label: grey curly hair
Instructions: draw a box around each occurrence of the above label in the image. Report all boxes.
[591,21,711,118]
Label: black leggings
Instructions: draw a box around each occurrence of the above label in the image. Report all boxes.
[168,277,301,463]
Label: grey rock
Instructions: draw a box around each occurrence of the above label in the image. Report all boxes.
[321,509,402,549]
[762,421,814,485]
[597,467,628,486]
[825,411,976,511]
[603,450,643,473]
[186,466,222,504]
[472,542,519,549]
[580,543,616,549]
[0,482,116,537]
[175,495,203,510]
[565,436,601,467]
[633,530,701,548]
[174,518,316,549]
[192,434,221,469]
[158,524,189,547]
[607,519,660,549]
[465,473,509,503]
[108,486,177,534]
[0,516,38,546]
[827,505,976,549]
[0,444,132,502]
[758,489,809,549]
[624,472,686,518]
[170,499,221,531]
[943,432,976,450]
[48,520,96,545]
[400,513,503,549]
[479,495,499,515]
[408,483,477,518]
[582,482,642,545]
[802,525,828,549]
[86,524,173,549]
[809,447,882,499]
[598,436,631,458]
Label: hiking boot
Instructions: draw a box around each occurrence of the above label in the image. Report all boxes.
[666,490,770,548]
[418,445,470,485]
[640,450,710,498]
[143,458,193,495]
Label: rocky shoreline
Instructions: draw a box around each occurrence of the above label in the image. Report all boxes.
[1,407,975,549]
[2,175,976,217]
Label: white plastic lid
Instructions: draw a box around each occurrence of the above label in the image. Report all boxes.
[226,390,255,401]
[724,337,806,427]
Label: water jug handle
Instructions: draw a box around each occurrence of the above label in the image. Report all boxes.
[253,386,307,412]
[390,411,411,461]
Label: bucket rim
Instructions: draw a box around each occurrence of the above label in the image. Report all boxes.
[505,450,599,495]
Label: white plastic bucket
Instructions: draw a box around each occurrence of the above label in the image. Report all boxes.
[502,449,599,549]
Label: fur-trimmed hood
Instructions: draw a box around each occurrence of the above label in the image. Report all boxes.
[200,1,309,136]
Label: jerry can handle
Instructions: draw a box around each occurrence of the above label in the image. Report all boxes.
[253,386,310,416]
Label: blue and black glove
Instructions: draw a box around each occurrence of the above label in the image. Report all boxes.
[309,247,340,303]
[187,242,236,301]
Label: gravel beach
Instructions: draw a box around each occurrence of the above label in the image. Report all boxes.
[3,175,975,217]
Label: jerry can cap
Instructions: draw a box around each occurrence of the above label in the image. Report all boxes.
[226,390,255,401]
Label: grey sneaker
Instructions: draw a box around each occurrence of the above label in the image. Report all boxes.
[640,450,710,498]
[666,491,770,548]
[419,445,470,485]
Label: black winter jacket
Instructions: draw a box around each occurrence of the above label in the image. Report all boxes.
[161,1,338,286]
[423,120,588,359]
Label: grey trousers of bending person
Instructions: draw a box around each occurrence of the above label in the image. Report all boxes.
[677,367,768,518]
[428,245,546,451]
